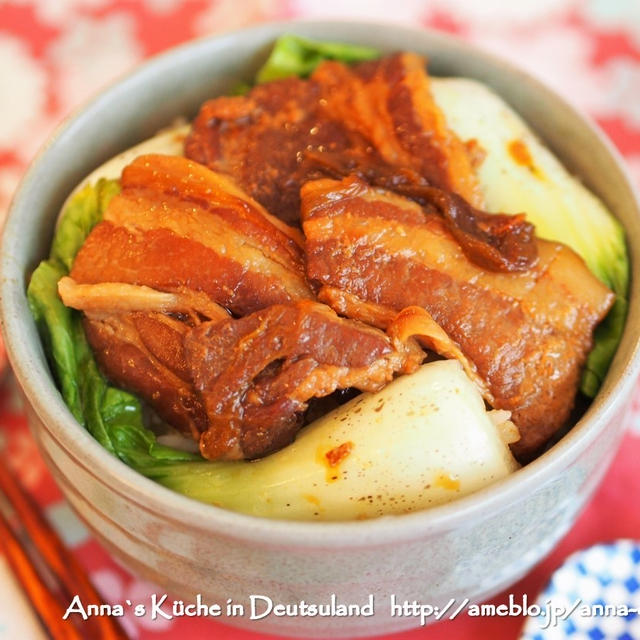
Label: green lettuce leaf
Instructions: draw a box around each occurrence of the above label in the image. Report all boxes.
[50,180,120,272]
[27,180,199,474]
[580,221,629,397]
[255,34,379,83]
[28,260,84,424]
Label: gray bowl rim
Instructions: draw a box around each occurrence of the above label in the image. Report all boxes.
[1,18,639,549]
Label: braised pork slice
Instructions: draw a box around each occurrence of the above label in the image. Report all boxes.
[185,53,482,225]
[302,149,537,272]
[301,176,615,459]
[185,53,536,272]
[82,310,210,442]
[71,154,313,316]
[61,278,423,461]
[185,301,424,460]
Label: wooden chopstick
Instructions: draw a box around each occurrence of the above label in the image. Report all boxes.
[0,462,129,639]
[0,508,83,639]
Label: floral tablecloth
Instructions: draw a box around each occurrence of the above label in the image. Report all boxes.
[1,1,639,639]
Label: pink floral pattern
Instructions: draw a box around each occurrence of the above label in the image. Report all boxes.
[0,2,639,638]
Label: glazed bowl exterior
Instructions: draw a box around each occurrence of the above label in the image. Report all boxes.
[1,21,639,638]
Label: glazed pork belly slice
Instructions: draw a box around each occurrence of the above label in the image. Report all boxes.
[83,310,210,442]
[185,300,424,460]
[59,279,232,441]
[71,154,313,316]
[304,150,537,272]
[185,52,483,227]
[301,176,616,459]
[60,279,423,461]
[186,53,536,272]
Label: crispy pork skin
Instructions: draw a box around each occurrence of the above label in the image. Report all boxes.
[301,176,615,458]
[185,53,482,226]
[71,154,313,316]
[185,301,424,460]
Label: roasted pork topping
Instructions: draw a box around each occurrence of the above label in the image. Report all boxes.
[185,53,482,225]
[82,310,208,442]
[301,176,615,458]
[186,53,536,272]
[62,154,429,461]
[186,301,424,460]
[302,150,538,272]
[71,154,313,316]
[76,296,424,461]
[58,53,617,465]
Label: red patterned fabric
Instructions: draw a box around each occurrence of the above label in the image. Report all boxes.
[1,2,639,638]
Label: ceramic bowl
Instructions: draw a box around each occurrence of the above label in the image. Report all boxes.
[1,20,639,638]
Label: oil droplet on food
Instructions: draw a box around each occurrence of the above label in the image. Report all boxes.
[316,442,354,483]
[507,139,544,179]
[434,472,460,491]
[326,441,354,467]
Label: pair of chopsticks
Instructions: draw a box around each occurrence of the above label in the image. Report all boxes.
[0,461,129,639]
